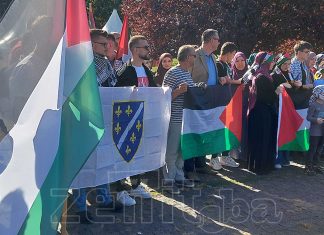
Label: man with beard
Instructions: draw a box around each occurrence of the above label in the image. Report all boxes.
[114,35,156,206]
[116,35,156,87]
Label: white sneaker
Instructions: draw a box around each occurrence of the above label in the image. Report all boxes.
[274,164,282,169]
[129,184,152,199]
[117,190,136,206]
[209,157,223,170]
[219,156,239,167]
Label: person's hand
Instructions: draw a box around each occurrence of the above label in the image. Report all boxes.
[282,82,292,89]
[219,77,227,85]
[293,80,302,87]
[178,83,188,94]
[303,84,313,89]
[316,118,324,124]
[275,85,284,95]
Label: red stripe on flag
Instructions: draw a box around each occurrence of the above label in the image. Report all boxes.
[219,85,243,142]
[278,89,303,147]
[116,15,129,60]
[66,0,91,47]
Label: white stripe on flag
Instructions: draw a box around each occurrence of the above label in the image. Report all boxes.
[0,36,65,234]
[182,106,226,135]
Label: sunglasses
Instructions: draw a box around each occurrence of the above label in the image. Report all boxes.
[136,46,150,51]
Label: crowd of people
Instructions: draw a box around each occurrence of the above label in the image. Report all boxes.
[72,28,324,224]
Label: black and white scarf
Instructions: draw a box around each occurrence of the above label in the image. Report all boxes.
[94,53,117,87]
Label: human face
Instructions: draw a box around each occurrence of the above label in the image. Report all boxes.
[234,56,246,71]
[92,36,108,56]
[161,57,172,70]
[269,61,275,71]
[227,51,236,63]
[297,49,310,61]
[211,34,220,51]
[135,40,150,60]
[280,60,291,72]
[105,39,117,60]
[308,56,316,68]
[188,50,197,67]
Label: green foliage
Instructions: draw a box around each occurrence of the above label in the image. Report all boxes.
[86,0,122,28]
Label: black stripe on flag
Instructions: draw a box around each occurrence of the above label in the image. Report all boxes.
[184,84,239,110]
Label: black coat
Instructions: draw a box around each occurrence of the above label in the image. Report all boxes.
[116,60,156,87]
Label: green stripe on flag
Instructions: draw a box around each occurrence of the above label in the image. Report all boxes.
[19,62,104,234]
[181,128,239,160]
[279,129,309,151]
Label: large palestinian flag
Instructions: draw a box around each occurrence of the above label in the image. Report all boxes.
[277,88,312,151]
[181,85,243,160]
[0,0,104,234]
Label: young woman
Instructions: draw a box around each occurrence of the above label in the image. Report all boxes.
[154,53,173,86]
[247,52,283,174]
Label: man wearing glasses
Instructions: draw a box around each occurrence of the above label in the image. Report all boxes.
[114,35,156,207]
[290,41,313,89]
[184,29,225,180]
[116,35,156,87]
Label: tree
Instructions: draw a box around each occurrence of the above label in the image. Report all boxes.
[121,0,323,59]
[86,0,122,28]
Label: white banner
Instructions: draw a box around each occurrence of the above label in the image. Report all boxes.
[71,87,171,188]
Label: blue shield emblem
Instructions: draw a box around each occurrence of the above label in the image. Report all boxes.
[112,101,144,162]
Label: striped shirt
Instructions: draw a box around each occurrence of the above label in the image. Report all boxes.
[163,66,195,124]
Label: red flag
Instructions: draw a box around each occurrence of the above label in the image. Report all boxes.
[277,88,303,148]
[88,2,96,29]
[220,85,243,142]
[116,15,129,60]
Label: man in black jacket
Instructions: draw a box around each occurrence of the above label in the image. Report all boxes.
[114,35,156,206]
[116,35,156,87]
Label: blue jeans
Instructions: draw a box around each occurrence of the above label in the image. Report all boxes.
[72,184,112,212]
[276,151,290,165]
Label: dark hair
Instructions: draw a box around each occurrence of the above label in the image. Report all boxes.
[106,33,116,42]
[201,29,218,43]
[128,35,147,51]
[90,29,108,41]
[293,41,312,54]
[178,45,194,62]
[220,42,237,55]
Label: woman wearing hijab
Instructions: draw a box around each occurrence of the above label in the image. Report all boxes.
[230,52,249,161]
[154,53,173,86]
[271,54,293,169]
[305,52,317,83]
[247,52,283,174]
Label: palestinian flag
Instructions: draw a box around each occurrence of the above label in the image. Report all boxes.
[181,85,243,160]
[0,0,104,234]
[277,88,312,151]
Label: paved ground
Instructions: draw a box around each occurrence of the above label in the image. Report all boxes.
[65,154,324,235]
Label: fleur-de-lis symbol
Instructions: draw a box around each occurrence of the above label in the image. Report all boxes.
[136,120,142,132]
[130,132,136,144]
[115,105,122,117]
[126,145,131,155]
[125,105,133,116]
[114,122,121,135]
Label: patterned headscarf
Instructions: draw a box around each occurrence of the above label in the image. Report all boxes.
[252,52,274,80]
[309,85,324,105]
[247,53,257,67]
[94,53,117,87]
[248,52,274,113]
[231,52,248,80]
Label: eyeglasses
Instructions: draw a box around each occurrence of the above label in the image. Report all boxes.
[136,46,150,51]
[93,41,108,48]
